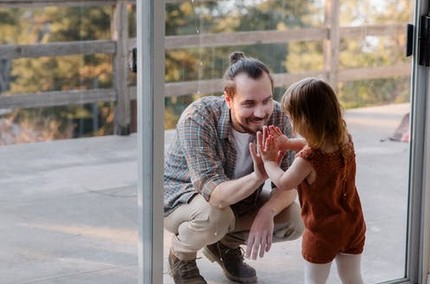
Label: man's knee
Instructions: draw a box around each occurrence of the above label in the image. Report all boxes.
[201,204,236,238]
[177,196,235,243]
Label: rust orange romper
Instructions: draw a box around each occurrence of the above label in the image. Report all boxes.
[296,135,366,264]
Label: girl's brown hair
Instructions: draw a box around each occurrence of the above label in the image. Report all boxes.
[281,77,347,148]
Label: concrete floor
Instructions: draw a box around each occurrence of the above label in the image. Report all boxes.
[0,103,410,283]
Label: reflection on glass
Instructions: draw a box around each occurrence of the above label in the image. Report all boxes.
[0,6,118,144]
[0,0,413,283]
[0,2,138,284]
[163,0,412,283]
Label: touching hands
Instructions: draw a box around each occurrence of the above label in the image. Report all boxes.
[249,140,268,181]
[256,126,285,164]
[245,126,288,260]
[267,125,291,151]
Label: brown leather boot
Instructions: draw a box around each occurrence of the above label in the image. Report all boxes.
[202,242,257,283]
[168,249,207,284]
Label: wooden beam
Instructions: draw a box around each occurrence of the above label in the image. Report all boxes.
[273,71,329,88]
[128,28,326,50]
[340,24,405,38]
[164,78,223,97]
[164,28,326,49]
[129,24,405,52]
[0,63,410,110]
[161,65,410,97]
[0,0,209,5]
[338,64,412,81]
[0,0,120,8]
[0,24,404,60]
[0,41,116,59]
[0,89,116,109]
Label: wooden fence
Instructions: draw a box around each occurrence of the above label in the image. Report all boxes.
[0,0,411,134]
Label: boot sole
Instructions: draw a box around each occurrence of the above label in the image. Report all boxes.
[202,247,257,283]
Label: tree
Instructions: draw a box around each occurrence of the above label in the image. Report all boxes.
[1,5,116,143]
[163,0,315,128]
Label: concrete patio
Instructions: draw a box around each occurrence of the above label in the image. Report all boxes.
[0,103,410,283]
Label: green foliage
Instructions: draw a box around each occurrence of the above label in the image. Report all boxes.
[163,0,319,128]
[0,0,413,142]
[283,0,411,110]
[1,6,115,143]
[339,78,410,109]
[0,8,22,44]
[46,6,111,41]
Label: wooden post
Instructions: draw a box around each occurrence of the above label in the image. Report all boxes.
[112,0,130,135]
[323,0,340,91]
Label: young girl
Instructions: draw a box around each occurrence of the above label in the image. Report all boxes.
[256,77,366,284]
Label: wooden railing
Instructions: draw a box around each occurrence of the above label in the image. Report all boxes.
[0,0,411,134]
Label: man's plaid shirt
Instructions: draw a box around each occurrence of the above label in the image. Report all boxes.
[164,96,294,217]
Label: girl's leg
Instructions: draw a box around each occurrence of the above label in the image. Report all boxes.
[335,253,364,284]
[304,260,331,284]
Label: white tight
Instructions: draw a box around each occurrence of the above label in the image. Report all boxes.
[304,253,363,284]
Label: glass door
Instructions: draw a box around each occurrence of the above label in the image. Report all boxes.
[407,0,430,282]
[136,0,429,283]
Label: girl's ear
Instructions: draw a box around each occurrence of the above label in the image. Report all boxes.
[224,91,232,109]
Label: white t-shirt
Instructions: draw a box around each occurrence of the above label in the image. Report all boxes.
[232,129,254,179]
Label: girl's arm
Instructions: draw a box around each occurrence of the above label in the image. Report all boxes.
[263,157,312,191]
[257,130,312,190]
[268,125,306,152]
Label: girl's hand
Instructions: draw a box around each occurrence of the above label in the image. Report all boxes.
[257,129,279,162]
[268,125,290,150]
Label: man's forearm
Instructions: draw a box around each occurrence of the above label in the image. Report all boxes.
[209,172,265,209]
[259,187,297,217]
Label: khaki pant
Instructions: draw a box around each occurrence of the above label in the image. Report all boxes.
[164,193,304,260]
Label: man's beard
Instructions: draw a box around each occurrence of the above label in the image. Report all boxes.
[238,117,269,134]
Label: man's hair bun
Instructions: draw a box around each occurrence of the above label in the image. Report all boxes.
[229,51,245,64]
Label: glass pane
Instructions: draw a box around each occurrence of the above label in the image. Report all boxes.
[0,3,138,283]
[162,0,413,283]
[0,0,414,283]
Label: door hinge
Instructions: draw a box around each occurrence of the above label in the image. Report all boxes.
[129,47,137,73]
[419,13,430,66]
[406,23,414,57]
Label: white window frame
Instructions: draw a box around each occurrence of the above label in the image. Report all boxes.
[408,0,430,283]
[136,0,165,284]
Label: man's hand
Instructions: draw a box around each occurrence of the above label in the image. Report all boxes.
[249,139,268,181]
[245,207,275,260]
[256,127,284,163]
